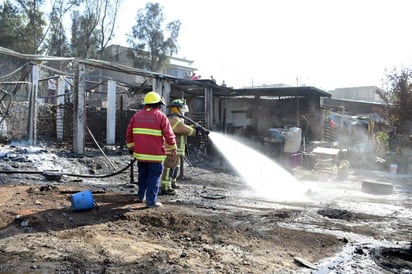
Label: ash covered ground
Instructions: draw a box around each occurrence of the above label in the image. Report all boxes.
[0,143,411,274]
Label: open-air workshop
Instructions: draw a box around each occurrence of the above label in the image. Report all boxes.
[0,45,411,274]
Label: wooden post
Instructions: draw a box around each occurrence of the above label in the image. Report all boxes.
[28,64,39,145]
[152,77,167,112]
[205,87,213,129]
[73,62,86,154]
[163,80,171,106]
[56,76,65,141]
[106,79,116,145]
[152,78,161,94]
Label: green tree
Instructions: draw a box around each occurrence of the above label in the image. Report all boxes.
[0,1,25,52]
[128,2,181,72]
[377,68,412,131]
[44,0,81,56]
[0,0,45,54]
[70,10,99,58]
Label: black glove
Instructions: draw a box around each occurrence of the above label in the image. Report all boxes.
[194,122,202,129]
[196,128,202,136]
[194,123,202,136]
[129,149,134,155]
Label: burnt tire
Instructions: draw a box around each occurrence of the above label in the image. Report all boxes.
[371,247,412,273]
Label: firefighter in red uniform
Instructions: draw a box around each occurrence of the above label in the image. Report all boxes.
[160,99,197,195]
[126,91,177,208]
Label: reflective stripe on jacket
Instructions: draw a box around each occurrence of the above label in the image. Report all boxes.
[169,114,196,156]
[126,107,176,163]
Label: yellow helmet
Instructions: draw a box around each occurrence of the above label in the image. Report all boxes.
[144,91,165,105]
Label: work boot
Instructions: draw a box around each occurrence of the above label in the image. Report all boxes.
[146,202,162,208]
[171,179,181,189]
[162,188,176,195]
[159,180,176,195]
[159,186,176,196]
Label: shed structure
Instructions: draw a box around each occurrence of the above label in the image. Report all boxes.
[169,83,331,142]
[0,45,331,155]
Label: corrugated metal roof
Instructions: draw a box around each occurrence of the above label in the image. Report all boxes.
[232,86,331,98]
[170,80,331,98]
[171,79,233,96]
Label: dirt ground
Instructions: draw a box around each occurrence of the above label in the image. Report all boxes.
[0,144,410,273]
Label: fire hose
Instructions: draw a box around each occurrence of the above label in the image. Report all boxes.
[0,116,209,182]
[0,159,136,181]
[167,113,210,135]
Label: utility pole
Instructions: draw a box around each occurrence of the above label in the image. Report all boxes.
[296,76,300,128]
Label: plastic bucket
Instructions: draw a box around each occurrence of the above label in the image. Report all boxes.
[389,164,398,174]
[289,153,303,168]
[71,190,94,211]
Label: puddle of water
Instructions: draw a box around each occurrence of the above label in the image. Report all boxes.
[207,133,412,273]
[301,179,412,218]
[208,132,412,220]
[209,132,309,202]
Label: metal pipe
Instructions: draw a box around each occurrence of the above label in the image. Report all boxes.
[86,126,118,170]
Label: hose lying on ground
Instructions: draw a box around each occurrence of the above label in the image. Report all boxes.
[0,159,136,179]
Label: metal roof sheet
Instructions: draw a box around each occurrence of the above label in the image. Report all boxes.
[232,86,331,98]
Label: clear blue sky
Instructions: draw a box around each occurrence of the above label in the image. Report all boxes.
[113,0,412,90]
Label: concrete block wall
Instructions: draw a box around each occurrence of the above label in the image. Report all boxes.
[37,104,57,139]
[3,100,152,146]
[6,101,29,139]
[3,102,73,142]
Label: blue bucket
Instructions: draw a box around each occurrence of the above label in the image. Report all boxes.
[71,190,94,211]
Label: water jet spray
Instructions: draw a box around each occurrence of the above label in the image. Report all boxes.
[208,132,309,202]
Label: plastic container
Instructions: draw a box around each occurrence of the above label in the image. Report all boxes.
[269,128,284,140]
[71,190,94,211]
[289,153,303,168]
[283,127,302,153]
[389,164,398,174]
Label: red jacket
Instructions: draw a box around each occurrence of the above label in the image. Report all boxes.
[126,106,176,163]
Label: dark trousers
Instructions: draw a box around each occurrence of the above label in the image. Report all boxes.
[137,162,163,206]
